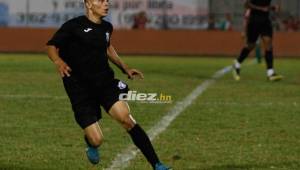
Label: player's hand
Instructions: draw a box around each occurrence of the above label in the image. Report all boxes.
[260,6,270,12]
[54,59,72,77]
[125,68,144,80]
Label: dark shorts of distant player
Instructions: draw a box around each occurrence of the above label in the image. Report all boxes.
[247,19,273,44]
[62,75,129,129]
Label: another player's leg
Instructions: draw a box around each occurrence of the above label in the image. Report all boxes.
[64,76,103,164]
[261,36,283,81]
[108,101,171,170]
[233,21,259,80]
[84,123,103,164]
[255,39,262,64]
[233,43,255,80]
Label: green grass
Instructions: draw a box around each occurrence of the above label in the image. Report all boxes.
[0,54,299,170]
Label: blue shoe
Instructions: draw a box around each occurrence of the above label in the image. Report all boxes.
[85,146,100,165]
[155,162,171,170]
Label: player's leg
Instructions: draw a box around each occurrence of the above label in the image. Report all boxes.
[233,42,256,80]
[261,36,273,70]
[236,20,258,64]
[108,101,170,170]
[261,35,283,81]
[83,122,103,164]
[74,106,103,165]
[84,122,103,146]
[236,43,256,64]
[255,39,262,63]
[63,76,103,164]
[261,19,283,81]
[108,101,135,129]
[72,102,103,165]
[233,21,258,80]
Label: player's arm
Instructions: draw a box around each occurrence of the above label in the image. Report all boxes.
[47,45,72,77]
[107,45,144,79]
[242,8,250,38]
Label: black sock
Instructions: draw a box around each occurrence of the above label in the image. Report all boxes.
[128,124,160,168]
[237,47,251,63]
[265,50,274,69]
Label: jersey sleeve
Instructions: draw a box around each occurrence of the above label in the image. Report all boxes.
[107,22,113,46]
[47,21,74,48]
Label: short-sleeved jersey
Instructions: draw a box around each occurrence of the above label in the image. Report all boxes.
[249,0,272,21]
[47,16,114,82]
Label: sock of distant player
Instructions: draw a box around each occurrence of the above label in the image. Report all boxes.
[267,69,275,77]
[128,124,160,168]
[237,47,251,63]
[265,50,274,70]
[234,60,241,69]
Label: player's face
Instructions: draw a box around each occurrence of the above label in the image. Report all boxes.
[87,0,109,18]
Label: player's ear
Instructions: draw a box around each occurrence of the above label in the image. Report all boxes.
[84,0,92,9]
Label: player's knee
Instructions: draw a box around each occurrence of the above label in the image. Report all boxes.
[89,134,103,147]
[119,115,136,130]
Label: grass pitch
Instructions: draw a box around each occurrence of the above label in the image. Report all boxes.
[0,54,299,170]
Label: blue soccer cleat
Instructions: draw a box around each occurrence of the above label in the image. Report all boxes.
[85,146,100,165]
[155,162,171,170]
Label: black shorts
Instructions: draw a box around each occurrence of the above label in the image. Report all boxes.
[247,19,273,44]
[62,75,129,129]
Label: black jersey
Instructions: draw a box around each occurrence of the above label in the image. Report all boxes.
[47,16,114,82]
[249,0,272,21]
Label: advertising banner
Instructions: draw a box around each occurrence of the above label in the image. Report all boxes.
[0,0,209,29]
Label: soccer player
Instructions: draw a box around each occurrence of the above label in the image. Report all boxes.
[233,0,283,81]
[242,7,262,64]
[46,0,170,169]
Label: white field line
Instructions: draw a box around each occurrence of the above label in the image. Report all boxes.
[2,59,249,101]
[106,66,232,170]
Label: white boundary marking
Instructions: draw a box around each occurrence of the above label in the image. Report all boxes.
[106,66,232,170]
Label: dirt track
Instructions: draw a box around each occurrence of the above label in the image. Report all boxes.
[0,28,299,57]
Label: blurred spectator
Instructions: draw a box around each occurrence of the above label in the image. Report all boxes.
[132,11,149,29]
[283,15,299,32]
[219,13,233,31]
[297,17,300,31]
[269,9,282,31]
[207,14,216,30]
[0,2,9,26]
